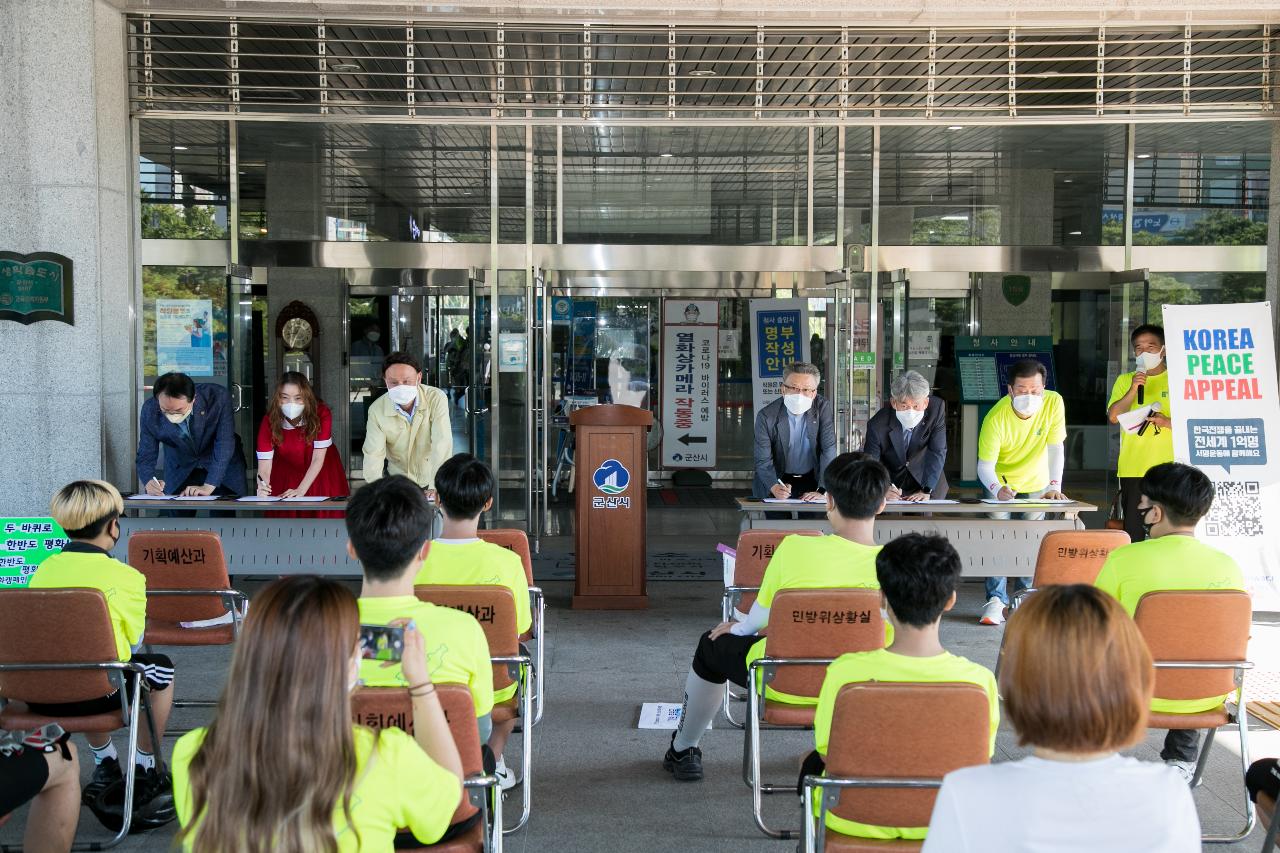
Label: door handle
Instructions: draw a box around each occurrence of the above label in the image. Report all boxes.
[230,383,244,412]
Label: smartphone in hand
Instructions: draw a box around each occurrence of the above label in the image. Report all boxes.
[358,624,406,662]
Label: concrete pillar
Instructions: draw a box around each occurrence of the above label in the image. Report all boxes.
[1268,121,1280,370]
[0,0,133,515]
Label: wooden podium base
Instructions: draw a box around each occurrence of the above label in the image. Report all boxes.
[572,594,648,610]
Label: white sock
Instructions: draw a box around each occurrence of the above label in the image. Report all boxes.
[89,741,117,765]
[672,670,721,752]
[136,749,156,771]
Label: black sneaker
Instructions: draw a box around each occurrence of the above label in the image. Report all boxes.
[88,765,176,833]
[82,756,122,806]
[663,734,703,781]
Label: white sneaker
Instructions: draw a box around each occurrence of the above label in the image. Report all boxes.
[1166,759,1197,786]
[494,757,518,791]
[979,597,1006,625]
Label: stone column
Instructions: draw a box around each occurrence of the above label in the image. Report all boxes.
[0,0,133,515]
[1268,121,1280,370]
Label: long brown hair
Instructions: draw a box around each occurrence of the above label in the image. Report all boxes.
[267,371,321,446]
[1000,584,1153,754]
[177,576,362,852]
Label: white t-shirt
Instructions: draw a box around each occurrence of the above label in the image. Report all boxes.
[922,754,1200,853]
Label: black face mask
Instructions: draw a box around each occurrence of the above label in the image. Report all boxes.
[109,519,121,548]
[1139,505,1158,538]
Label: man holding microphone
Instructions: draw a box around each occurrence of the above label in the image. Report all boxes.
[1106,324,1173,543]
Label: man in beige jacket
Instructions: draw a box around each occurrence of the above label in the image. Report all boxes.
[362,352,453,493]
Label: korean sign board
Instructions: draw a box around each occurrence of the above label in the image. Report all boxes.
[0,518,68,588]
[0,251,74,325]
[1165,302,1280,609]
[749,299,810,416]
[662,300,718,468]
[157,298,215,376]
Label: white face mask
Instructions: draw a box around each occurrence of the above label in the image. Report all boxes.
[387,384,418,406]
[783,394,813,415]
[164,409,191,425]
[1012,393,1043,416]
[281,402,304,420]
[895,408,925,429]
[1135,349,1164,372]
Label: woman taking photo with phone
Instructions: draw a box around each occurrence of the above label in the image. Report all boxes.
[255,372,350,516]
[171,575,465,851]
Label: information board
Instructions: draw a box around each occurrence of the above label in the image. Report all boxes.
[0,251,74,325]
[954,336,1056,403]
[0,518,68,588]
[662,300,718,468]
[749,298,810,416]
[157,298,215,376]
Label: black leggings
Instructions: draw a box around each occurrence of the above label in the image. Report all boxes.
[1247,758,1280,803]
[690,630,757,689]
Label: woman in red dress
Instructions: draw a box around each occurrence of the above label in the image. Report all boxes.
[255,372,350,516]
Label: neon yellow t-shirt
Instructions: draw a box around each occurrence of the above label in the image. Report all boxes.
[1108,370,1174,478]
[1094,534,1245,714]
[172,725,461,850]
[415,539,532,635]
[29,546,147,660]
[748,535,889,705]
[357,596,494,717]
[813,648,999,840]
[977,391,1068,493]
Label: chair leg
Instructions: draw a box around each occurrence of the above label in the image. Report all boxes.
[1201,702,1257,843]
[745,668,798,840]
[72,683,143,850]
[1190,727,1214,789]
[723,682,745,730]
[502,666,534,835]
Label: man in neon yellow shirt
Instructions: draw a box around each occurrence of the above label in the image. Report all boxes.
[811,532,998,841]
[346,476,495,746]
[415,452,531,788]
[1107,324,1174,543]
[1094,461,1245,783]
[976,358,1068,625]
[663,453,891,782]
[28,480,176,825]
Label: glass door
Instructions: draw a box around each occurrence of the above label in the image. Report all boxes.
[225,268,267,478]
[879,269,909,410]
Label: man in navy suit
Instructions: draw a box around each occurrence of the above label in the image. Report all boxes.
[135,373,247,497]
[752,362,837,500]
[863,370,949,500]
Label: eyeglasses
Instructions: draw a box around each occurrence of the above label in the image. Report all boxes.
[781,382,818,396]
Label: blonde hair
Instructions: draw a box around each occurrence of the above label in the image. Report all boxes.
[50,480,124,539]
[1000,584,1153,754]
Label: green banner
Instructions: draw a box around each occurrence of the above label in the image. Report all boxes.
[0,252,74,325]
[0,518,69,588]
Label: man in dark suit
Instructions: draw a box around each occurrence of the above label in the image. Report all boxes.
[863,370,948,500]
[135,372,247,497]
[752,362,837,500]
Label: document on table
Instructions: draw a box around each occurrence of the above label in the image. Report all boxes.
[980,498,1076,505]
[886,499,961,505]
[762,497,826,504]
[237,496,282,502]
[283,496,330,502]
[129,494,175,500]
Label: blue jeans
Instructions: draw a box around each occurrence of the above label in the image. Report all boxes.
[983,485,1044,605]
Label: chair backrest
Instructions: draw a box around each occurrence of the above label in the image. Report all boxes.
[0,589,121,704]
[127,530,233,622]
[731,530,822,612]
[764,588,885,699]
[351,684,480,825]
[825,682,991,828]
[477,528,535,586]
[1031,529,1130,588]
[415,584,519,692]
[1134,589,1252,702]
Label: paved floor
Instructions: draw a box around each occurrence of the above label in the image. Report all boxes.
[2,505,1276,851]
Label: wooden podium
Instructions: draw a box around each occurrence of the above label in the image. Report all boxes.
[570,404,652,609]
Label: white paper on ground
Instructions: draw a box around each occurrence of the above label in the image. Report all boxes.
[1117,404,1156,434]
[638,702,712,730]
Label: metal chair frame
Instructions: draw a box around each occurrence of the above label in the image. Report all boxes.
[719,584,760,730]
[1152,659,1255,844]
[801,776,941,853]
[0,660,159,851]
[492,652,534,836]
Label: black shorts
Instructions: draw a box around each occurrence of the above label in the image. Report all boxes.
[392,811,483,848]
[25,653,174,718]
[1247,758,1280,803]
[0,749,49,818]
[690,630,758,689]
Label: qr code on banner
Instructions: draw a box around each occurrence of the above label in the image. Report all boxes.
[1204,481,1264,539]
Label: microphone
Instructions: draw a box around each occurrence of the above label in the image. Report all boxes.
[1136,370,1145,406]
[1137,401,1160,436]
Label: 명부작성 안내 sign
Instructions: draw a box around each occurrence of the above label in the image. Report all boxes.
[0,252,74,325]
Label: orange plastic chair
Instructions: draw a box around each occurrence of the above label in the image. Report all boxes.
[1135,589,1254,843]
[744,587,886,839]
[802,682,992,852]
[476,528,545,724]
[351,684,500,852]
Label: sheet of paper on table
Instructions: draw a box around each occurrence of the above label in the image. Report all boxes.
[886,499,960,505]
[237,496,282,502]
[980,498,1076,505]
[129,494,175,500]
[180,495,221,501]
[283,496,330,502]
[762,497,826,504]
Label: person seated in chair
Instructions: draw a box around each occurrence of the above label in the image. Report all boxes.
[27,480,176,827]
[416,452,532,789]
[1092,461,1245,783]
[663,453,891,782]
[346,476,495,747]
[808,533,998,842]
[0,726,80,852]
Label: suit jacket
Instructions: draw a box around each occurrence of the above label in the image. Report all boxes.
[362,384,453,488]
[753,395,837,498]
[135,382,247,495]
[863,395,948,498]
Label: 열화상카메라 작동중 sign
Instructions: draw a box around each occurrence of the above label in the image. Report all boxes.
[0,252,74,325]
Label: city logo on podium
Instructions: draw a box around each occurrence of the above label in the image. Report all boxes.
[592,459,630,495]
